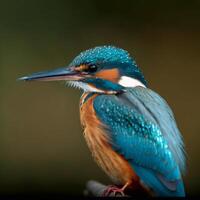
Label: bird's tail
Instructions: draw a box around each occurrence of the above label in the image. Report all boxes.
[132,164,185,197]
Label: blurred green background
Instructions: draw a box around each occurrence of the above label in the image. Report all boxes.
[0,0,200,196]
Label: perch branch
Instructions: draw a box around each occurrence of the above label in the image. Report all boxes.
[84,180,129,197]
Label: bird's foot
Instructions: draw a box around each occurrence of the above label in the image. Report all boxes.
[102,185,125,197]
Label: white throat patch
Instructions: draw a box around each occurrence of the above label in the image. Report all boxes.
[67,81,104,93]
[118,76,146,88]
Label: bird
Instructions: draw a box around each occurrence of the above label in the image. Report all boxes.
[19,46,186,197]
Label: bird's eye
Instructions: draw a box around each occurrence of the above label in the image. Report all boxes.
[86,64,98,73]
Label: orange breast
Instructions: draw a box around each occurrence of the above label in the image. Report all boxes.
[80,93,139,185]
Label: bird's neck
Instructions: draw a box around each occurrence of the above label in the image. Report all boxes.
[81,78,125,94]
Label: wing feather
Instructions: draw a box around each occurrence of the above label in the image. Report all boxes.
[93,87,185,195]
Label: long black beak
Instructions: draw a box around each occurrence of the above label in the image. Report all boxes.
[18,67,82,82]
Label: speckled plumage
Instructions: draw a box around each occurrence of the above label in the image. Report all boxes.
[69,46,133,66]
[69,46,147,86]
[93,87,185,196]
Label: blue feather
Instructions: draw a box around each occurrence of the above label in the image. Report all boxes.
[132,164,185,197]
[93,86,185,196]
[69,46,147,86]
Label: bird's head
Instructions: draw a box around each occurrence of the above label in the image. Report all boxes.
[19,46,147,94]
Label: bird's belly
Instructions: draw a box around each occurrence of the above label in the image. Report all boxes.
[80,93,139,185]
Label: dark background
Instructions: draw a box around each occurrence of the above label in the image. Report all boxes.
[0,0,199,196]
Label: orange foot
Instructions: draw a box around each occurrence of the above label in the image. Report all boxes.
[102,185,125,197]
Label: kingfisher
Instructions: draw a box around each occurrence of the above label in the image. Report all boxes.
[19,46,186,197]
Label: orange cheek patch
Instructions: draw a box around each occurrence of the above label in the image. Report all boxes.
[95,68,120,82]
[75,64,88,72]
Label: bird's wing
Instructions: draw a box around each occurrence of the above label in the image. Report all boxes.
[93,87,185,196]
